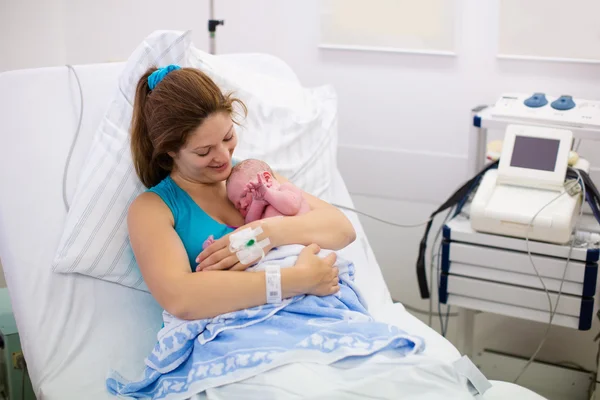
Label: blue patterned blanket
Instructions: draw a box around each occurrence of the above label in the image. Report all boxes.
[106,245,424,399]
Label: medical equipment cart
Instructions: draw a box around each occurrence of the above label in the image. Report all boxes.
[0,288,34,400]
[440,214,598,331]
[440,94,600,391]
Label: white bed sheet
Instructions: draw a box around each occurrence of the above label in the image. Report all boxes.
[0,58,544,400]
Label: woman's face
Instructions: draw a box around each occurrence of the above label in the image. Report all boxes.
[170,112,238,184]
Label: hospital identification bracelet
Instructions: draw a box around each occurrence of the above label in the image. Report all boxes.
[265,264,282,304]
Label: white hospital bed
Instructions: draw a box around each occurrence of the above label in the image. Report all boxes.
[0,54,544,399]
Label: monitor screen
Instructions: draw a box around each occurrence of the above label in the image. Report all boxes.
[510,135,560,172]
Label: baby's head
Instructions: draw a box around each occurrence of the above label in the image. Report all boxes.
[227,159,274,214]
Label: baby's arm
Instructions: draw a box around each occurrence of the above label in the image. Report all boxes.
[245,198,268,223]
[263,183,304,216]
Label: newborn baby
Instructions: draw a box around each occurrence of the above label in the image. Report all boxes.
[201,159,310,251]
[228,159,310,222]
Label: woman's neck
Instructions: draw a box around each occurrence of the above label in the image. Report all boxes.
[170,169,244,227]
[170,170,226,198]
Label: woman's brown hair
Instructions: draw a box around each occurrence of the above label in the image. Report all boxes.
[130,67,246,188]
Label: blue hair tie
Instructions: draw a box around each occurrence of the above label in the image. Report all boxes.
[148,64,181,90]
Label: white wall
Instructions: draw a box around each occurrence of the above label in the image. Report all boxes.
[205,0,600,376]
[0,0,67,72]
[3,0,600,386]
[62,0,208,65]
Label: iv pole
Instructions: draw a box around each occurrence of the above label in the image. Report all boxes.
[208,0,224,55]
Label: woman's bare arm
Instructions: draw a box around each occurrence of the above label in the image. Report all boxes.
[128,192,306,320]
[196,173,357,272]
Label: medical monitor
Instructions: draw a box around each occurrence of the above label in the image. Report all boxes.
[510,136,560,172]
[497,124,572,191]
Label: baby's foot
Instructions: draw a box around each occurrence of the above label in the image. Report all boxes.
[202,235,215,250]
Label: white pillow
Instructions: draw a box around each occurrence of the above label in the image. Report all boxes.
[191,48,338,199]
[52,30,339,290]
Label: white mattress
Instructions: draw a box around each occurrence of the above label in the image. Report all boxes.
[0,57,544,400]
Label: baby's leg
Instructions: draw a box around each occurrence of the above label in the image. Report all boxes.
[263,205,285,219]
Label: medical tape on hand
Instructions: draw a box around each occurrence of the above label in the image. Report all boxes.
[265,264,282,304]
[229,226,270,265]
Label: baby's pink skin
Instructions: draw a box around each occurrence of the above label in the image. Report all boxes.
[195,162,311,272]
[196,235,216,271]
[202,235,215,250]
[227,169,309,224]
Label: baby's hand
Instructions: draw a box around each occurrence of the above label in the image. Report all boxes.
[197,235,215,271]
[239,197,252,213]
[202,235,215,250]
[243,182,254,196]
[252,173,269,200]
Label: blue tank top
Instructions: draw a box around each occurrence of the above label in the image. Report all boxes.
[147,163,240,270]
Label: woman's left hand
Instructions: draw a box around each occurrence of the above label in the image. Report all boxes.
[195,219,276,272]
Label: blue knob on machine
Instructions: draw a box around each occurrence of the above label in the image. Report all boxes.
[551,95,576,111]
[524,93,548,108]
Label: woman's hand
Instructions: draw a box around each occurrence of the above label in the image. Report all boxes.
[293,244,339,296]
[195,220,274,272]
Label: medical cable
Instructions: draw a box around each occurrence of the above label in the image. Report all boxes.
[587,191,600,227]
[513,170,585,383]
[437,243,447,335]
[416,160,500,299]
[437,236,452,337]
[330,202,463,326]
[428,251,468,320]
[330,202,461,328]
[567,168,600,225]
[514,173,582,382]
[556,360,589,371]
[396,251,459,319]
[430,210,453,335]
[331,203,433,228]
[429,207,454,328]
[62,65,84,212]
[330,203,460,321]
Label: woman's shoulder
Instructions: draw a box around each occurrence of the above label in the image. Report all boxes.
[130,190,169,212]
[145,176,180,205]
[130,177,177,216]
[146,175,174,194]
[128,191,173,226]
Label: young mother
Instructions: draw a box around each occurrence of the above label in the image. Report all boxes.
[127,65,356,321]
